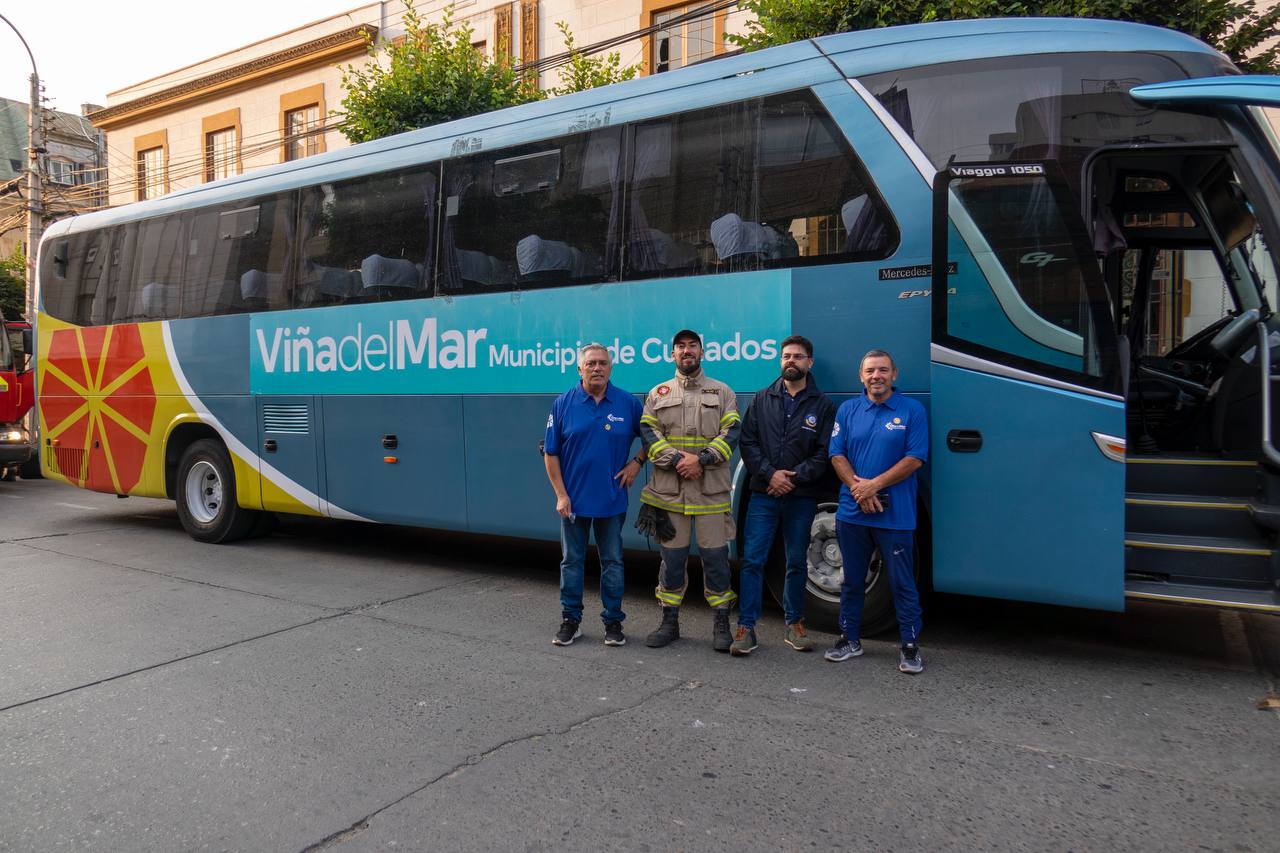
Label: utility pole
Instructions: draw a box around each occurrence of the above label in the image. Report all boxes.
[25,71,42,321]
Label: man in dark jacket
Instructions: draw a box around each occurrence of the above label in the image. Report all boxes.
[731,335,837,655]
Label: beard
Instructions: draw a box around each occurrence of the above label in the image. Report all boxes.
[677,359,700,376]
[782,366,805,381]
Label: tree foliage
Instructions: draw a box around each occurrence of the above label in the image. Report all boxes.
[338,0,544,144]
[729,0,1280,73]
[0,246,24,322]
[549,21,642,96]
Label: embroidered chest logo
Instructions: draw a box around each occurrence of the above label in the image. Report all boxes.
[607,414,625,423]
[804,414,817,427]
[656,385,670,396]
[884,417,906,431]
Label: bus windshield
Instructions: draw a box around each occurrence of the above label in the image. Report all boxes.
[860,51,1237,199]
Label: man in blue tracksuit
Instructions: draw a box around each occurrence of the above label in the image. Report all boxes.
[544,343,646,647]
[731,335,836,656]
[824,348,929,674]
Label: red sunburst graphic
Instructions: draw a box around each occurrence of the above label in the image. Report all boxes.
[40,325,156,493]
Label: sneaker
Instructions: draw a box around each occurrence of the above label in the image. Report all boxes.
[824,635,863,662]
[552,619,582,646]
[899,644,923,674]
[784,621,815,652]
[603,621,626,646]
[729,626,758,656]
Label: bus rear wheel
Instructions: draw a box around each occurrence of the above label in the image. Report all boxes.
[175,439,258,543]
[769,502,903,637]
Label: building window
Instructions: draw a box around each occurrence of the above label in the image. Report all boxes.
[284,105,321,162]
[48,160,75,185]
[137,147,164,200]
[205,127,237,182]
[652,3,716,73]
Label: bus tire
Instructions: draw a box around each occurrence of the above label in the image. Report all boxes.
[776,502,910,637]
[175,438,258,543]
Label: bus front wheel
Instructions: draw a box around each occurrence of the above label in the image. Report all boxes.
[770,502,907,637]
[175,439,258,543]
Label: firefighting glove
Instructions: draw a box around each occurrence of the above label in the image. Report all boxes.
[635,504,677,543]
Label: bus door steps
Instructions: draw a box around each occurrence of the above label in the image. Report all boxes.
[1124,577,1280,614]
[1125,455,1256,498]
[1125,493,1264,540]
[1124,532,1274,587]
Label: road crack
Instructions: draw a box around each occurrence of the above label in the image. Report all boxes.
[299,679,695,852]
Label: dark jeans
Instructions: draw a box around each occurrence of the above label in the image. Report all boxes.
[737,493,817,628]
[835,521,922,646]
[560,513,626,624]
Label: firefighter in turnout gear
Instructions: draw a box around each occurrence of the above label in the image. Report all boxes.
[638,330,741,652]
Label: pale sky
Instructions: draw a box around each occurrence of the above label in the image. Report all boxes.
[0,1,364,112]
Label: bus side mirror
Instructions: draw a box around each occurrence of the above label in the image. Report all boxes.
[20,328,31,359]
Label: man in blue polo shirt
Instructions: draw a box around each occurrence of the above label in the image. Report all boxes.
[544,343,646,647]
[824,348,929,674]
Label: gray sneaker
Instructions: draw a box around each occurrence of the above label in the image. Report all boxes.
[784,621,815,652]
[899,644,923,674]
[729,626,758,655]
[824,635,862,662]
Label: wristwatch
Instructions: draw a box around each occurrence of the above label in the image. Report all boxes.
[632,453,646,466]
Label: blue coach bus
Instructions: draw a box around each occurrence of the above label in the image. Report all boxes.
[35,18,1280,633]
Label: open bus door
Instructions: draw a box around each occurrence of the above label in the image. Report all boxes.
[928,161,1127,610]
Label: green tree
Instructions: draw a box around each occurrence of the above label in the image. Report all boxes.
[549,21,642,96]
[729,0,1280,73]
[0,246,25,321]
[338,0,544,144]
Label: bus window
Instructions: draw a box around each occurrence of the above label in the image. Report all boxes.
[183,192,295,316]
[88,223,139,327]
[126,215,185,321]
[440,126,622,294]
[298,165,438,308]
[623,89,894,281]
[944,168,1118,383]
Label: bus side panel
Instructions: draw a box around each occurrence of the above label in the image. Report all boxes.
[930,363,1125,610]
[37,315,171,499]
[322,395,466,528]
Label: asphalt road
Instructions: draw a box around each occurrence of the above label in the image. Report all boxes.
[1,478,1277,852]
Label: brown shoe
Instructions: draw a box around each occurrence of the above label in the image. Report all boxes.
[785,621,815,652]
[730,625,758,655]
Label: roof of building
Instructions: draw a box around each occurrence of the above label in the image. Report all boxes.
[0,98,98,183]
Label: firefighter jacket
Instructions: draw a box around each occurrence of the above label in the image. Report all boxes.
[639,368,740,516]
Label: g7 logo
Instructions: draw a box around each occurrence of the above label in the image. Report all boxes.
[1020,251,1066,268]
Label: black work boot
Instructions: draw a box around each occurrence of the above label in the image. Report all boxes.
[712,609,732,653]
[645,607,680,648]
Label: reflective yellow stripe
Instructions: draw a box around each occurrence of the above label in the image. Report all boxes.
[719,413,740,425]
[648,439,672,460]
[706,590,738,607]
[640,494,732,515]
[640,415,660,427]
[709,438,732,458]
[656,590,684,605]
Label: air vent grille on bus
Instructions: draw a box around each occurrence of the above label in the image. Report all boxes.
[262,404,309,435]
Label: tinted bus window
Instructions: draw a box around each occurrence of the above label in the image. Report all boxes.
[86,223,139,327]
[298,165,438,307]
[440,127,623,293]
[183,192,295,317]
[128,215,185,321]
[624,90,895,280]
[860,52,1236,199]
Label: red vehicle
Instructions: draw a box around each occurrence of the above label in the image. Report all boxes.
[0,312,34,480]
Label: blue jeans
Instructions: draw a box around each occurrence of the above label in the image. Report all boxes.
[835,521,922,646]
[560,513,626,624]
[738,493,817,629]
